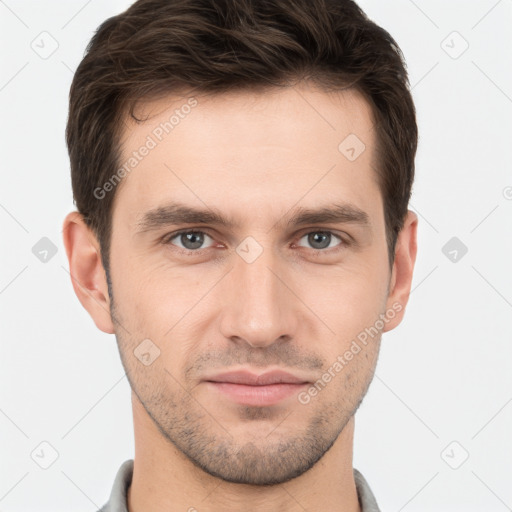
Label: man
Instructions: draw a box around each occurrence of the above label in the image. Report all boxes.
[62,0,418,510]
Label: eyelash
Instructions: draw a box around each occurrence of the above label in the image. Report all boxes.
[161,228,350,256]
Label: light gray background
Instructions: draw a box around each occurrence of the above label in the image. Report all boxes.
[1,1,511,510]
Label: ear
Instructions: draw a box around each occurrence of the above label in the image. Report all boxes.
[383,210,418,332]
[62,211,115,334]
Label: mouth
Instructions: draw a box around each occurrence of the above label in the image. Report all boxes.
[203,369,311,407]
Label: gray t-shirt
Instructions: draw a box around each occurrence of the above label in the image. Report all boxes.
[99,459,381,511]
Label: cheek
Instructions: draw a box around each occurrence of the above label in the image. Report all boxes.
[112,251,188,314]
[295,261,389,339]
[111,257,210,365]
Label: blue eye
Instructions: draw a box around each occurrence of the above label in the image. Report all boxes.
[297,231,343,250]
[165,230,215,251]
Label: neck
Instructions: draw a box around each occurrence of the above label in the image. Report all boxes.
[127,393,361,512]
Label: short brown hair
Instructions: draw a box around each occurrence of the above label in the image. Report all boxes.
[66,0,417,273]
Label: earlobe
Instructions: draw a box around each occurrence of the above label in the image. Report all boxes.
[383,210,418,332]
[62,211,115,334]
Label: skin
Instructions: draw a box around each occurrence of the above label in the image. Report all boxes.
[63,82,417,512]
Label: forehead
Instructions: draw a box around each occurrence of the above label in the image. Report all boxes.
[112,83,381,230]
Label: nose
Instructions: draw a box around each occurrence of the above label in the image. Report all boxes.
[218,243,299,349]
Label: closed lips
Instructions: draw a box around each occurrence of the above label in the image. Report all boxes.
[204,370,310,386]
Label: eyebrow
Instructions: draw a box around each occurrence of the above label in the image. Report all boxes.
[134,201,371,234]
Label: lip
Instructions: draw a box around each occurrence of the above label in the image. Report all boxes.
[205,370,309,386]
[203,370,310,406]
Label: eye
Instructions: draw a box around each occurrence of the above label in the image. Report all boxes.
[296,231,344,251]
[164,230,215,251]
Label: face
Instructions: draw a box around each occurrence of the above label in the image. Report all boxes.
[87,83,410,485]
